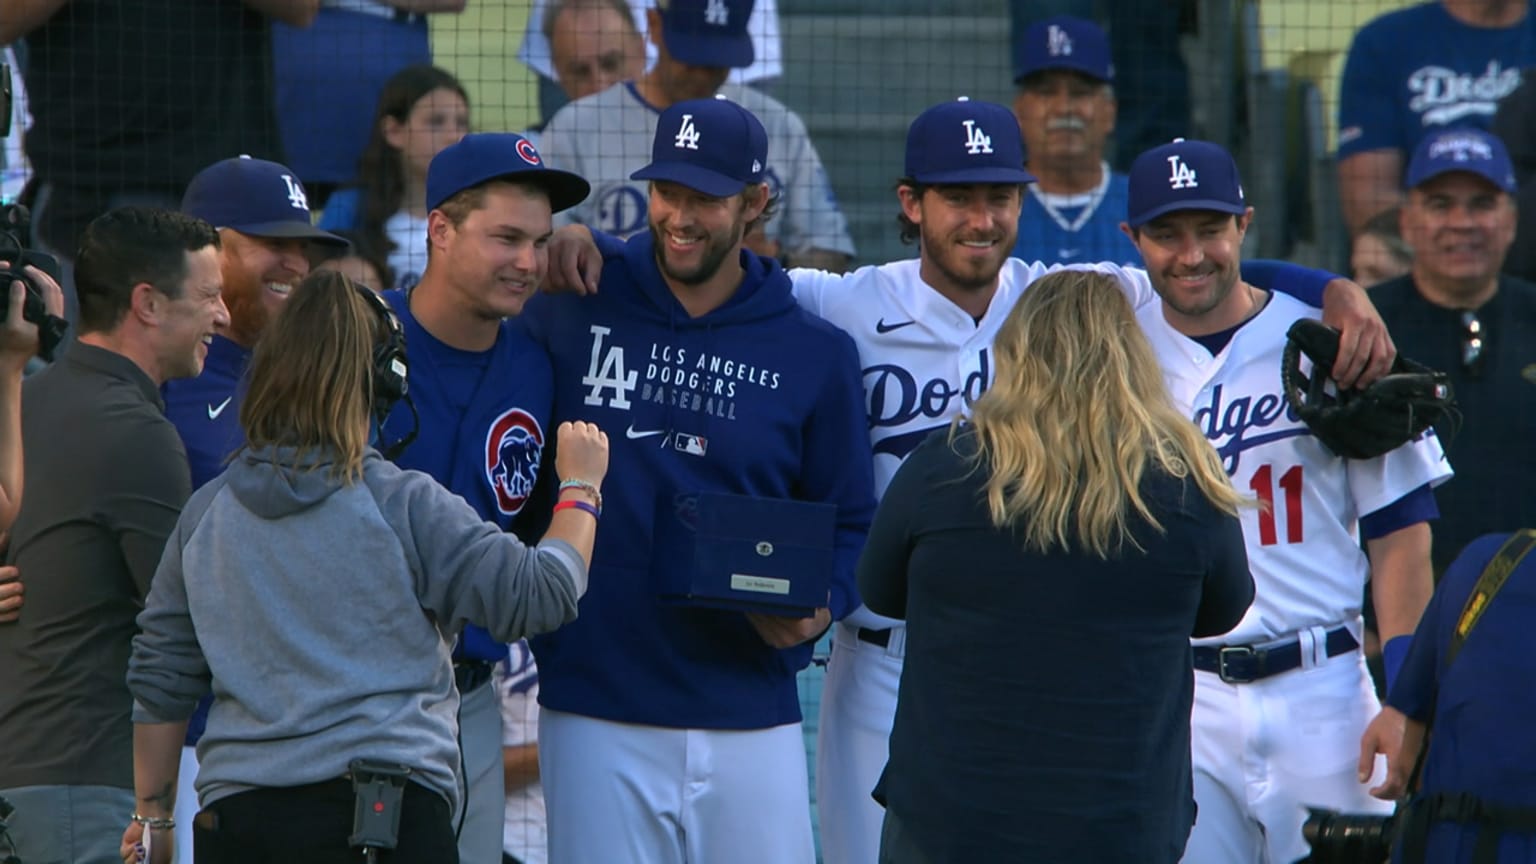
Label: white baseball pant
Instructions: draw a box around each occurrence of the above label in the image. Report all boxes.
[538,707,815,864]
[1181,643,1392,864]
[817,620,906,864]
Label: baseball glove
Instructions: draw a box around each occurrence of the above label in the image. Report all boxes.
[1281,318,1455,460]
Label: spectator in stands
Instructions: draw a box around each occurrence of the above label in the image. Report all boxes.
[1353,206,1414,287]
[8,0,317,332]
[1493,68,1536,284]
[1371,127,1536,574]
[1,46,31,205]
[498,640,548,864]
[1337,0,1536,236]
[0,207,225,864]
[519,0,782,125]
[546,0,647,104]
[319,65,470,291]
[312,230,392,292]
[271,0,468,206]
[1007,0,1191,171]
[1010,15,1139,266]
[538,0,855,271]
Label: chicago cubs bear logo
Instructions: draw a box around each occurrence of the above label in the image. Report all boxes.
[485,408,545,515]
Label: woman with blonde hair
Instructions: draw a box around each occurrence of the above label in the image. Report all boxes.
[119,270,608,864]
[859,270,1255,864]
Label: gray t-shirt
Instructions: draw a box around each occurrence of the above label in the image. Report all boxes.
[540,81,856,258]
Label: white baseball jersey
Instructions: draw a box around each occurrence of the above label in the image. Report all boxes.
[791,258,1156,628]
[1138,291,1453,645]
[539,82,855,257]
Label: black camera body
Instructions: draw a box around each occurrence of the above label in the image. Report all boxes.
[1296,808,1396,864]
[0,205,69,361]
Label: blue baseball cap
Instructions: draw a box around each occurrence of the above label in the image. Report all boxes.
[657,0,755,69]
[904,98,1035,185]
[182,156,347,247]
[1126,138,1247,228]
[1013,15,1113,83]
[1406,127,1517,193]
[631,97,768,197]
[426,132,591,213]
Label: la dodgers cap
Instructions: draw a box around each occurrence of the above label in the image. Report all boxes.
[904,97,1035,185]
[1126,138,1247,228]
[1013,15,1114,84]
[1405,127,1517,193]
[426,132,591,213]
[182,156,348,247]
[632,96,768,197]
[657,0,755,69]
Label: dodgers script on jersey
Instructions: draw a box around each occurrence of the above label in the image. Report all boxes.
[538,82,855,257]
[790,258,1156,499]
[1138,292,1452,644]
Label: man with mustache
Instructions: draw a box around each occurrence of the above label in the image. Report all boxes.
[1010,15,1139,267]
[1365,128,1536,576]
[160,155,346,861]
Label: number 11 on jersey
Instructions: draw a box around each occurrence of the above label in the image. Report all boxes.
[1249,464,1304,545]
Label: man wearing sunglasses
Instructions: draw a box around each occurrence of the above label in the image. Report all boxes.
[1371,127,1536,576]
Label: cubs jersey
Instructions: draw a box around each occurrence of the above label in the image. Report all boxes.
[1137,291,1453,645]
[539,81,855,257]
[379,289,555,665]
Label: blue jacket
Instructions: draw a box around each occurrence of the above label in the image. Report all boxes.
[521,232,876,729]
[164,335,250,491]
[162,334,253,745]
[380,289,556,664]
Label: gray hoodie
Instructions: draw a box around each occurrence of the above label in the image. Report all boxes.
[127,446,587,814]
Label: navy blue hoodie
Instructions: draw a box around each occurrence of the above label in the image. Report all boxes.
[521,232,876,729]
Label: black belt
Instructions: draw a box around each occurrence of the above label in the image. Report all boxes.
[1193,627,1358,684]
[453,660,495,692]
[857,627,891,648]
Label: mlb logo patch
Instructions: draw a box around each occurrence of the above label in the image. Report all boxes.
[675,433,708,456]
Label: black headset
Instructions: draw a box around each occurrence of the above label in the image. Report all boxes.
[355,284,418,459]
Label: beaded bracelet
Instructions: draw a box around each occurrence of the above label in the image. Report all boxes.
[132,813,176,830]
[558,479,602,511]
[553,499,600,520]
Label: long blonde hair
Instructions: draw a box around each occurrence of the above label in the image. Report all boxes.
[961,270,1244,558]
[240,270,378,483]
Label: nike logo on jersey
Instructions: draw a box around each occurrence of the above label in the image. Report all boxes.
[207,397,233,420]
[875,318,917,334]
[625,424,667,440]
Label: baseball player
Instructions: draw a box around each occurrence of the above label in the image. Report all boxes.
[520,96,876,864]
[1117,138,1451,864]
[163,155,347,862]
[542,99,1400,864]
[374,132,590,864]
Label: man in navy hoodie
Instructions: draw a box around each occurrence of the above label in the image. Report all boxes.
[520,97,876,864]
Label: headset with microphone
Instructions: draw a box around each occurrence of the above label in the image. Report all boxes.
[355,284,418,460]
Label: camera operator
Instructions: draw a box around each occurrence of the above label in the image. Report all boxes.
[0,259,63,625]
[1359,530,1536,863]
[0,207,224,864]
